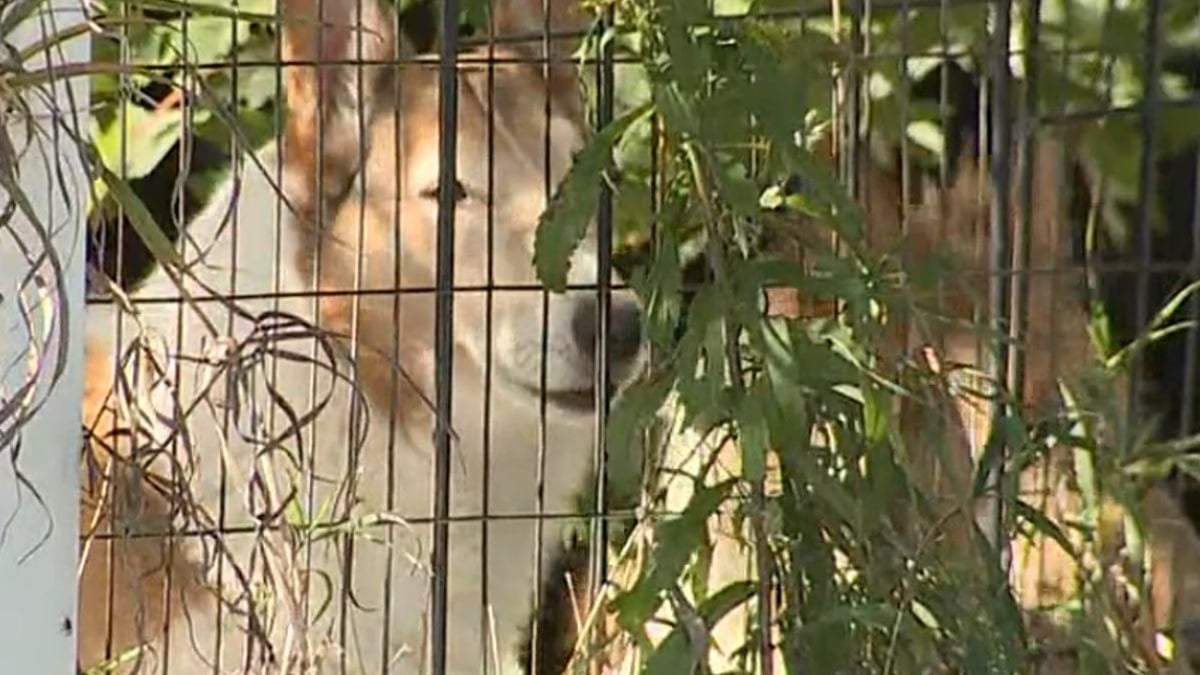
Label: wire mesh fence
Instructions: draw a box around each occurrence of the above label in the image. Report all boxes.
[61,0,1200,673]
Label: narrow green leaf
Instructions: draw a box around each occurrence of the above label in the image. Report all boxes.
[1012,499,1079,564]
[737,378,769,482]
[607,372,673,505]
[534,102,652,291]
[642,581,757,675]
[613,479,736,631]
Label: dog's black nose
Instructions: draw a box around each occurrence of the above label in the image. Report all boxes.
[571,296,643,363]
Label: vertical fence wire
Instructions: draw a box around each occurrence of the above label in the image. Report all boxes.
[589,7,616,669]
[531,2,559,671]
[1015,0,1047,603]
[163,5,197,667]
[264,8,287,670]
[752,0,777,663]
[305,0,330,655]
[174,7,197,672]
[341,0,370,670]
[230,6,257,668]
[481,7,499,673]
[383,5,409,668]
[431,0,462,672]
[897,0,912,235]
[1182,147,1200,447]
[983,0,1014,561]
[102,0,134,663]
[1010,0,1039,398]
[842,1,863,207]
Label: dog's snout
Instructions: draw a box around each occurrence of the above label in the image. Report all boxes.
[608,300,643,361]
[570,296,643,363]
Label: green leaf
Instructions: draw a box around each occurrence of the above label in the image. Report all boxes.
[1011,499,1079,563]
[630,226,685,349]
[794,603,899,638]
[641,581,757,675]
[613,479,736,632]
[1106,279,1200,371]
[674,286,732,428]
[653,81,702,140]
[710,152,761,217]
[736,378,770,482]
[534,102,652,291]
[607,372,674,505]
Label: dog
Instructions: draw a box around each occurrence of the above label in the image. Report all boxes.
[79,0,644,672]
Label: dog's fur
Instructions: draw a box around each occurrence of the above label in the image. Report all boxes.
[79,0,644,672]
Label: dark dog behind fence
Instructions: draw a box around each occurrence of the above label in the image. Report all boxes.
[83,0,1200,672]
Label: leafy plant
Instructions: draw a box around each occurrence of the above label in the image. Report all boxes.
[533,0,1200,673]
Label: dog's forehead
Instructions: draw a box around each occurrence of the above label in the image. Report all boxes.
[397,50,586,185]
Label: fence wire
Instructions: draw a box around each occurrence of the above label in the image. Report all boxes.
[78,0,1200,673]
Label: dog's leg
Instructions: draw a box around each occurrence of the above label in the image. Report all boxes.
[519,537,592,675]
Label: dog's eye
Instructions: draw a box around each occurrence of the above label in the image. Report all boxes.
[419,180,468,203]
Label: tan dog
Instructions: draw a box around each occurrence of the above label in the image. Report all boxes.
[79,0,644,672]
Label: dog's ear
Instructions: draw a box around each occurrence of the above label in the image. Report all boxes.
[280,0,399,228]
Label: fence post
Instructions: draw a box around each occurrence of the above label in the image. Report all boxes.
[0,1,88,671]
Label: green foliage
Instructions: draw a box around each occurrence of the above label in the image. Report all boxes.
[536,102,653,291]
[88,0,281,210]
[532,0,1200,673]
